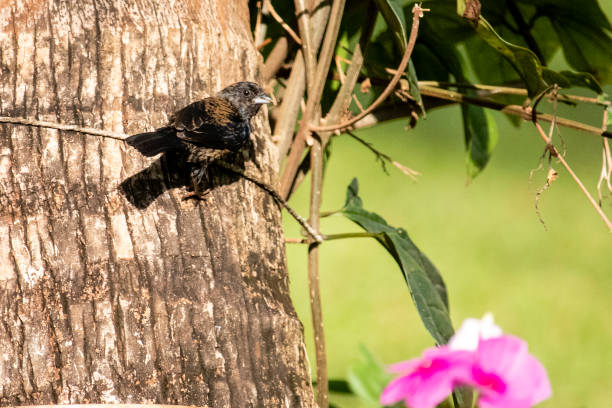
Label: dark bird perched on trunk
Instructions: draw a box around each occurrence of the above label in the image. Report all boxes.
[126,81,272,198]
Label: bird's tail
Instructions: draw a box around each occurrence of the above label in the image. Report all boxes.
[125,127,183,156]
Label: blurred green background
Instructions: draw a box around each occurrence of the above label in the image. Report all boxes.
[282,59,612,408]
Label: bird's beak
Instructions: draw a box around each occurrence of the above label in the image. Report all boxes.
[254,94,273,105]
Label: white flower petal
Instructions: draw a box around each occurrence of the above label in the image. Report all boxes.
[449,313,502,351]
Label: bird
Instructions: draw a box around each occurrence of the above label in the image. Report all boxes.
[125,81,272,198]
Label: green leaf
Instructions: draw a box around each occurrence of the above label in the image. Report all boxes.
[473,17,548,98]
[421,253,449,310]
[536,0,612,83]
[542,69,603,94]
[458,2,607,96]
[328,379,354,395]
[373,0,424,114]
[342,179,454,345]
[347,345,392,406]
[551,22,612,83]
[417,19,497,178]
[463,106,498,179]
[373,0,408,48]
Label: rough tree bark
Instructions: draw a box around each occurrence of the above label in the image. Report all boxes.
[0,1,315,407]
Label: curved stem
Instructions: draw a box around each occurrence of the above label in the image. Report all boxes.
[310,4,427,133]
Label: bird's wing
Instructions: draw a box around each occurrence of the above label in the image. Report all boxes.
[170,97,244,150]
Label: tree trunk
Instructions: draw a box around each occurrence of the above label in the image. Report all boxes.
[0,1,315,407]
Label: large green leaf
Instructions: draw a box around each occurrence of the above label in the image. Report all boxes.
[342,179,454,345]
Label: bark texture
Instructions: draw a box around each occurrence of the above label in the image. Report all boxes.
[0,1,314,406]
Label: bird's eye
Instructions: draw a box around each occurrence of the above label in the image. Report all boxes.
[243,89,251,96]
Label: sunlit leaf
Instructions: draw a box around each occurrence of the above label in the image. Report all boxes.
[472,17,548,98]
[342,179,454,345]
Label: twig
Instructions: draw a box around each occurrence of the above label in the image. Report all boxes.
[275,1,330,163]
[532,121,612,232]
[285,231,386,244]
[335,55,346,84]
[310,4,427,133]
[0,116,127,140]
[254,0,264,45]
[256,38,272,50]
[0,115,323,241]
[533,85,559,229]
[419,86,612,138]
[280,0,347,199]
[216,160,323,243]
[285,237,307,244]
[294,0,317,89]
[352,94,365,112]
[265,0,303,45]
[307,133,328,408]
[347,131,420,180]
[274,52,307,160]
[324,231,384,240]
[262,37,289,81]
[300,3,349,406]
[418,81,610,106]
[597,107,612,205]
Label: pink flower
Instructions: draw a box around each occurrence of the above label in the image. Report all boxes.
[380,315,551,408]
[380,347,473,408]
[471,336,551,408]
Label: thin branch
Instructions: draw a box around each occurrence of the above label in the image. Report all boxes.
[532,121,612,232]
[256,38,272,50]
[0,116,127,140]
[254,0,265,45]
[285,237,308,244]
[324,231,384,240]
[335,55,346,84]
[347,131,420,180]
[280,0,347,199]
[418,81,610,107]
[0,116,323,241]
[216,160,323,243]
[310,4,428,133]
[262,37,289,81]
[294,0,317,89]
[275,1,330,163]
[273,50,307,160]
[307,133,327,408]
[418,86,612,138]
[300,4,349,404]
[266,0,303,45]
[597,107,612,205]
[285,231,386,244]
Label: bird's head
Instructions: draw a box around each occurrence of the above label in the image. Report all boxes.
[218,81,272,119]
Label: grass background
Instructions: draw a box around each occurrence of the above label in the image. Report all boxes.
[281,22,612,408]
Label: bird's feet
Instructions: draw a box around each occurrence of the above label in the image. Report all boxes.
[182,188,212,201]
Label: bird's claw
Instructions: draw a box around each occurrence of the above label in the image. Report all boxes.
[182,189,212,201]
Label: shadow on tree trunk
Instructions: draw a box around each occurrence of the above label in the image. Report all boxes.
[119,149,248,209]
